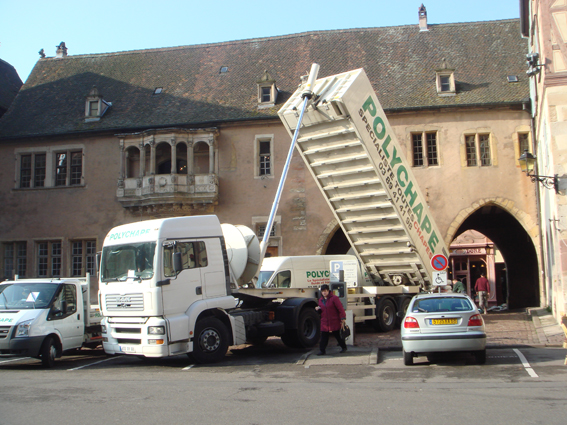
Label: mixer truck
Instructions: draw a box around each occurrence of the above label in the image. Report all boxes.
[98,65,449,362]
[98,216,320,363]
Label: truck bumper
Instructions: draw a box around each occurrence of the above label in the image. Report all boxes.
[103,341,172,357]
[0,335,44,358]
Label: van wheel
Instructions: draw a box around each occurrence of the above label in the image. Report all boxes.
[41,336,58,368]
[403,349,414,366]
[373,299,396,332]
[192,317,229,364]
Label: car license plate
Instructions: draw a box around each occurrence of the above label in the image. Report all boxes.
[119,345,136,353]
[430,318,458,325]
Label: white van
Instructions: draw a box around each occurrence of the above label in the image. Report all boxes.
[255,255,369,289]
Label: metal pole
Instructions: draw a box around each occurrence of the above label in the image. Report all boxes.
[259,63,320,261]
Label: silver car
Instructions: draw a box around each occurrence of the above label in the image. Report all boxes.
[400,293,487,365]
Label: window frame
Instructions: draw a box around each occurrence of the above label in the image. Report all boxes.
[70,239,97,277]
[37,241,62,278]
[254,135,274,179]
[15,145,85,189]
[2,242,27,279]
[411,131,439,167]
[464,133,492,167]
[436,71,456,96]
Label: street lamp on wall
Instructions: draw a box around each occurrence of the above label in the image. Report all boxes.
[518,150,559,193]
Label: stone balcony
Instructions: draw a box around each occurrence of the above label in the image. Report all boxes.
[117,173,218,208]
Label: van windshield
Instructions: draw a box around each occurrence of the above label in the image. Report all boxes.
[256,271,274,288]
[0,283,58,310]
[100,242,156,282]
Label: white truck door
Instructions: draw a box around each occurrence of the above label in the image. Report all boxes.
[161,240,204,341]
[49,284,84,350]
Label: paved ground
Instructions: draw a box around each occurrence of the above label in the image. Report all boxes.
[339,308,566,350]
[300,308,567,366]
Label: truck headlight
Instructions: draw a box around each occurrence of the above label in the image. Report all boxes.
[15,319,34,338]
[148,326,165,335]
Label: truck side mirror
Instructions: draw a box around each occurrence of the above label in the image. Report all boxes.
[173,252,183,274]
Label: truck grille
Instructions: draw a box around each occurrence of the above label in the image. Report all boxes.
[105,293,144,311]
[0,326,10,339]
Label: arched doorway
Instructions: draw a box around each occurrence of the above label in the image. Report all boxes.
[455,205,539,309]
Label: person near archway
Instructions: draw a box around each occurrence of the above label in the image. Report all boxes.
[474,273,490,313]
[315,284,347,355]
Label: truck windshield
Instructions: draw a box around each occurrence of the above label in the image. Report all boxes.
[256,271,274,288]
[0,283,58,310]
[100,242,156,282]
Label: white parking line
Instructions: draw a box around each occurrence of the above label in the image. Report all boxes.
[0,357,31,364]
[67,356,120,371]
[513,348,539,378]
[182,364,196,370]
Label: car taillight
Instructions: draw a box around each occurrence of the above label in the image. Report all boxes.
[404,316,420,329]
[468,314,483,327]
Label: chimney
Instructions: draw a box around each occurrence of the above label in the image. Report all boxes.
[419,4,428,32]
[56,42,68,58]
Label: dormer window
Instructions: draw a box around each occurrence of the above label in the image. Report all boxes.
[257,70,277,108]
[88,100,99,117]
[435,59,456,96]
[85,86,111,122]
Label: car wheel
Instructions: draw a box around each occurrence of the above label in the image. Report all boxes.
[474,349,486,365]
[403,349,414,366]
[41,336,58,368]
[373,299,396,332]
[192,317,229,364]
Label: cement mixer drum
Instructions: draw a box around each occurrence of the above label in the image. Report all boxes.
[221,223,261,285]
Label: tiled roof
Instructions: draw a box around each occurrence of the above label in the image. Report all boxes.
[0,19,528,140]
[0,58,23,117]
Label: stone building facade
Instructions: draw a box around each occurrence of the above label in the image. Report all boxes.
[521,0,567,319]
[0,9,541,308]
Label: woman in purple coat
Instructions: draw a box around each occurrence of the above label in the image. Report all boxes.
[315,284,347,355]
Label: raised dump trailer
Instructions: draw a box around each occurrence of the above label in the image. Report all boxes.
[277,68,450,331]
[278,68,449,289]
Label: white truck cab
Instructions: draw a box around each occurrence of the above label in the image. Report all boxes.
[99,216,320,363]
[0,277,102,367]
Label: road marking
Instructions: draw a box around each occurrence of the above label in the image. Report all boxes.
[0,357,31,364]
[182,364,196,370]
[67,356,120,371]
[513,348,539,378]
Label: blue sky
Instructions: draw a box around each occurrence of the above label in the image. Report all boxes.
[1,0,521,83]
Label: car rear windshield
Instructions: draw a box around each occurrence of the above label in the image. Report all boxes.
[412,297,473,313]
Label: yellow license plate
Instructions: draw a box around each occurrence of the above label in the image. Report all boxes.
[431,318,458,325]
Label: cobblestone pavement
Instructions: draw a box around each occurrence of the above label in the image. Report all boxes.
[351,309,566,350]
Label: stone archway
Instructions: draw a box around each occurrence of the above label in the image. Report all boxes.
[447,198,540,309]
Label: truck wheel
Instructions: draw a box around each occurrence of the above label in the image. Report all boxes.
[373,299,396,332]
[403,349,414,366]
[41,336,58,368]
[294,308,320,348]
[396,298,411,327]
[281,333,300,348]
[192,317,229,364]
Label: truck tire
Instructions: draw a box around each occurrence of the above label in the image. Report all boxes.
[281,308,320,349]
[396,298,411,327]
[294,308,320,348]
[41,336,58,368]
[192,317,229,364]
[372,299,396,332]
